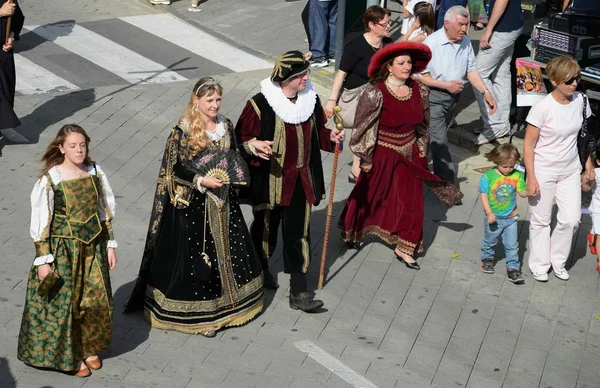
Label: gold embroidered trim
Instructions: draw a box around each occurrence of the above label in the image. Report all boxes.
[262,210,271,259]
[145,276,263,312]
[253,203,274,212]
[144,299,263,334]
[269,117,286,206]
[378,139,415,159]
[295,123,304,169]
[250,99,261,119]
[301,200,311,273]
[379,130,414,139]
[385,82,413,101]
[341,225,424,255]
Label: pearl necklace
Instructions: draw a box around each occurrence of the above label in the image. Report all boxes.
[387,76,406,87]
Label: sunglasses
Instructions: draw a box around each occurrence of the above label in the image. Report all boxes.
[564,75,581,85]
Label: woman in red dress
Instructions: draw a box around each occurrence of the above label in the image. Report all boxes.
[339,42,463,270]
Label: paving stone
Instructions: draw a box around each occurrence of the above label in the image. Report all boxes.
[223,369,294,388]
[404,340,446,372]
[121,368,191,387]
[416,316,456,345]
[264,359,330,383]
[465,375,502,388]
[432,354,474,388]
[538,363,580,388]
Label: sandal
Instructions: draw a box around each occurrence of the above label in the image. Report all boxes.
[474,22,485,31]
[348,172,358,184]
[588,233,597,255]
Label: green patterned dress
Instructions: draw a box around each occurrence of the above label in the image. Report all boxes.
[17,164,116,372]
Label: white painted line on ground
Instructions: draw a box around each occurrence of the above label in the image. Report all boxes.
[25,22,187,85]
[119,14,272,73]
[295,340,379,388]
[14,54,79,95]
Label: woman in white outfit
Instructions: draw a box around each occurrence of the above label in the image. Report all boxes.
[523,55,594,282]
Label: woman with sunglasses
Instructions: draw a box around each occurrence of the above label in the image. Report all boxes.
[523,55,594,282]
[323,5,393,184]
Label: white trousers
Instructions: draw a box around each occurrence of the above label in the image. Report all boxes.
[474,28,522,137]
[528,171,581,274]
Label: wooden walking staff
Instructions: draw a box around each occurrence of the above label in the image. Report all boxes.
[318,106,344,289]
[4,0,14,46]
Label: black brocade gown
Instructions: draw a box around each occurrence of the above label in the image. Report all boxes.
[125,121,263,333]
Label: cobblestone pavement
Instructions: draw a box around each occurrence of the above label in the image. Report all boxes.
[0,1,600,388]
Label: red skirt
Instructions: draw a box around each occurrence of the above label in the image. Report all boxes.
[339,139,460,256]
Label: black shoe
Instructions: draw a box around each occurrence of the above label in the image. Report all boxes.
[345,241,360,250]
[394,252,420,270]
[507,269,524,284]
[263,271,279,289]
[348,172,358,184]
[289,292,324,312]
[481,259,495,274]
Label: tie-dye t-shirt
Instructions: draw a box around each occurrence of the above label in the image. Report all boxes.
[479,169,526,217]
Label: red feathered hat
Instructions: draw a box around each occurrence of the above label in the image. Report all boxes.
[368,42,432,77]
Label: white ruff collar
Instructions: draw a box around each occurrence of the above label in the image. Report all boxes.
[260,78,317,124]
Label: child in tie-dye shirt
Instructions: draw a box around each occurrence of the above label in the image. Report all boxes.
[479,144,528,284]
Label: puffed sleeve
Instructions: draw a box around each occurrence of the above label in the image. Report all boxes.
[235,100,262,163]
[95,165,118,248]
[30,175,54,266]
[349,84,383,165]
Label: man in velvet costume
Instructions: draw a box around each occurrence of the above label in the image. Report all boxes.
[0,0,24,140]
[235,51,343,312]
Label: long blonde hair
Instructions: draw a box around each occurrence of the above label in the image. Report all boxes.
[40,124,93,177]
[181,77,224,157]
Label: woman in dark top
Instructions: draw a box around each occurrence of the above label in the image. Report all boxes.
[324,5,392,184]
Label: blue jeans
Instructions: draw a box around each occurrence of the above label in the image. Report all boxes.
[481,215,520,270]
[308,0,338,60]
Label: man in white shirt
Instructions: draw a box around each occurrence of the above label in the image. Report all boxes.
[418,5,497,184]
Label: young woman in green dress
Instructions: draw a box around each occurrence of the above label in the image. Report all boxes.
[17,124,118,378]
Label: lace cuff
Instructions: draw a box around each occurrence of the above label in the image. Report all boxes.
[193,175,207,193]
[243,138,259,156]
[107,240,118,249]
[33,254,55,266]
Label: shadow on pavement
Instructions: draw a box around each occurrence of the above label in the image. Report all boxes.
[0,88,96,156]
[106,280,150,359]
[0,358,16,388]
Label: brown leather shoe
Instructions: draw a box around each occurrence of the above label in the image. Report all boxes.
[74,362,91,378]
[84,356,102,370]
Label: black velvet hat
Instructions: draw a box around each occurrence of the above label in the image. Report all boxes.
[270,51,310,83]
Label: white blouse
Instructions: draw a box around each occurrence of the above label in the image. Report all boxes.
[30,164,117,266]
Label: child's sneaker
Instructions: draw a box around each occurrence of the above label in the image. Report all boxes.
[588,233,597,255]
[507,269,524,284]
[481,259,495,274]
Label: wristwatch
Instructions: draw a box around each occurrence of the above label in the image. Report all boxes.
[481,89,489,96]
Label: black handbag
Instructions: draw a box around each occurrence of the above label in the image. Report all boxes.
[577,94,595,171]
